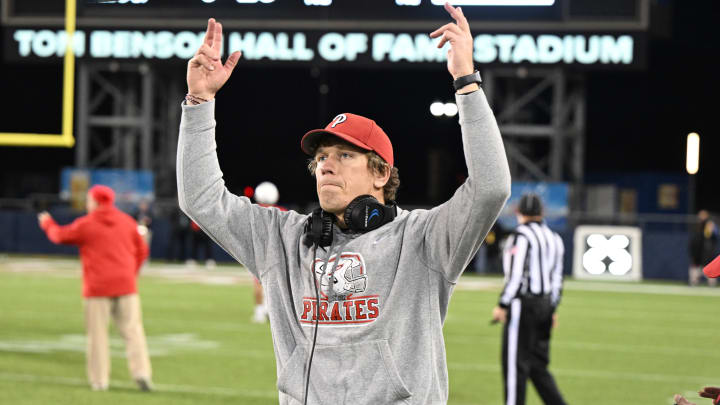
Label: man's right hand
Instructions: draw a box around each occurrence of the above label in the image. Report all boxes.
[37,211,51,227]
[186,18,242,102]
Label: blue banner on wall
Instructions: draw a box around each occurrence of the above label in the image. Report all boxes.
[497,182,569,231]
[60,168,154,211]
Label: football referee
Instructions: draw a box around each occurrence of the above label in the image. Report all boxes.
[491,193,567,405]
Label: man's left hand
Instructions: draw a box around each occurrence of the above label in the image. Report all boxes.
[674,394,696,405]
[430,2,475,80]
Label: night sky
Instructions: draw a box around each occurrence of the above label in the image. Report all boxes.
[1,1,718,212]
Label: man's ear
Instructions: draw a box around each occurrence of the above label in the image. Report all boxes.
[372,165,391,190]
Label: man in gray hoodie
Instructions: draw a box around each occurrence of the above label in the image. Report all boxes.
[177,3,510,404]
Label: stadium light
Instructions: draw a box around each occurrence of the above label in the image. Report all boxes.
[686,132,700,175]
[443,102,458,117]
[430,102,445,117]
[430,0,555,5]
[430,102,458,117]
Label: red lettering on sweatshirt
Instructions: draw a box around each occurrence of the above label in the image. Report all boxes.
[330,302,342,321]
[300,296,380,326]
[354,300,367,320]
[343,301,354,319]
[318,301,329,321]
[367,298,379,319]
[301,301,312,320]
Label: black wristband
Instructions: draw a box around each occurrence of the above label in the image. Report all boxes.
[453,70,482,91]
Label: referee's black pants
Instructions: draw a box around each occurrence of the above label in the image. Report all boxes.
[501,295,566,405]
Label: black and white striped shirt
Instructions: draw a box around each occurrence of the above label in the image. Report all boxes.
[499,221,564,308]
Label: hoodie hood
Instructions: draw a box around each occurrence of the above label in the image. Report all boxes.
[90,205,119,226]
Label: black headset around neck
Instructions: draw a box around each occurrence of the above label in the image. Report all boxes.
[304,194,397,247]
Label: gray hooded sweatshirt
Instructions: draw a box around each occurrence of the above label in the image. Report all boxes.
[177,89,510,405]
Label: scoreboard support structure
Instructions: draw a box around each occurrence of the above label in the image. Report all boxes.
[483,67,585,209]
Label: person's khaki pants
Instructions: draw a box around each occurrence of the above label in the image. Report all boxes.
[84,294,152,388]
[690,265,718,287]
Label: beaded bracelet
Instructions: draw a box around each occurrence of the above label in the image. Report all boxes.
[185,93,209,105]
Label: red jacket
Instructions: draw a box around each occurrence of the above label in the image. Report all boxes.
[41,205,149,297]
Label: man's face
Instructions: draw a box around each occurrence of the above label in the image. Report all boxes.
[314,143,383,216]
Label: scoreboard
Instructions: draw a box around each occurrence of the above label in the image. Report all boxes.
[76,0,566,22]
[8,0,644,26]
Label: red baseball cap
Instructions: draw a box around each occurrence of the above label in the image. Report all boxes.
[301,113,394,167]
[88,185,115,206]
[703,254,720,278]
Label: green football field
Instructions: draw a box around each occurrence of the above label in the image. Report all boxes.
[1,255,717,405]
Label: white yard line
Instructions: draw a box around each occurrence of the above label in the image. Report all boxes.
[0,370,686,405]
[448,362,717,385]
[444,335,720,359]
[562,280,720,296]
[0,372,278,399]
[4,256,719,296]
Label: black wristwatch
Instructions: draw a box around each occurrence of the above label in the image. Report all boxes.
[453,70,482,91]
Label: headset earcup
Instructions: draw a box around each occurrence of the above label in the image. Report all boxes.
[304,208,333,247]
[344,195,376,232]
[344,195,396,233]
[307,196,395,245]
[320,213,333,247]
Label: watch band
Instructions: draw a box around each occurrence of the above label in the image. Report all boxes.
[453,70,482,91]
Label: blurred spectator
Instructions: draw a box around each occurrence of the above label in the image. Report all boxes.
[133,200,154,253]
[190,221,215,268]
[37,185,152,392]
[689,210,718,287]
[476,222,506,274]
[166,206,190,262]
[251,181,285,323]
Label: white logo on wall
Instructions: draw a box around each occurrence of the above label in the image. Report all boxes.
[582,234,632,275]
[573,225,643,281]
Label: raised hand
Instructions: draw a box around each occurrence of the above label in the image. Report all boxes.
[429,2,475,80]
[187,18,242,101]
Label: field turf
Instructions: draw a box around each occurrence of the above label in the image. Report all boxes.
[1,255,717,405]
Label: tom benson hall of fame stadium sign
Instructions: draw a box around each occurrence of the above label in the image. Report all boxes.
[5,28,643,68]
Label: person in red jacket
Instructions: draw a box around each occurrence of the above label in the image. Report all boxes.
[37,185,152,392]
